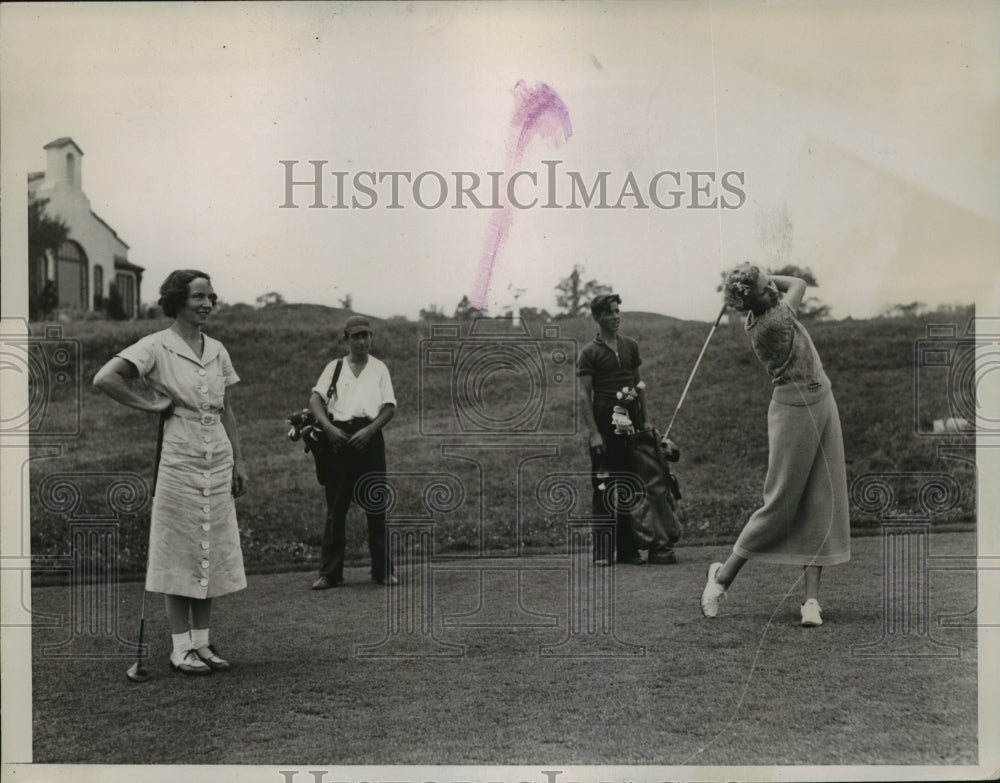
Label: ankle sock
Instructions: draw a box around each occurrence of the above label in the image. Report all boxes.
[191,628,209,650]
[172,631,192,655]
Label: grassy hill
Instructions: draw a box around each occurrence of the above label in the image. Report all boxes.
[27,304,976,576]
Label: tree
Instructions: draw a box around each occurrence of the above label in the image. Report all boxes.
[516,305,553,323]
[798,296,831,320]
[749,206,831,320]
[770,264,829,319]
[770,264,818,287]
[37,280,58,322]
[28,198,69,268]
[419,304,447,321]
[554,265,611,318]
[28,199,69,320]
[255,291,285,307]
[880,301,927,318]
[453,295,486,321]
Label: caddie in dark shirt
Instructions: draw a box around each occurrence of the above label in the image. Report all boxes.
[578,293,677,566]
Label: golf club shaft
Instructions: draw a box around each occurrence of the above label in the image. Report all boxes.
[663,304,728,439]
[127,585,148,680]
[129,410,163,679]
[151,408,167,496]
[136,579,147,653]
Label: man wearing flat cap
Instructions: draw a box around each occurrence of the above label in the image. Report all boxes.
[578,293,677,566]
[308,315,398,589]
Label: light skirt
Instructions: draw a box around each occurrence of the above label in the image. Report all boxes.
[733,389,851,566]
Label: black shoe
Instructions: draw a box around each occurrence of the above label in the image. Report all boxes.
[311,575,342,590]
[648,552,678,565]
[372,574,399,586]
[623,555,645,565]
[195,643,231,672]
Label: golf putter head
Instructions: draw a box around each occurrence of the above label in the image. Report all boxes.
[126,661,151,683]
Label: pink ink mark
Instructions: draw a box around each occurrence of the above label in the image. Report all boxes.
[470,80,573,310]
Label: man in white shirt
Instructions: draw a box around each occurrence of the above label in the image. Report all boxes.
[308,315,397,589]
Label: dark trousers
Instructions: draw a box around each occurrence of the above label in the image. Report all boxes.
[590,403,640,563]
[319,421,391,582]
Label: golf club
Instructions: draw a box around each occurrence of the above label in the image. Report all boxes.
[662,303,728,441]
[125,587,150,683]
[126,407,168,684]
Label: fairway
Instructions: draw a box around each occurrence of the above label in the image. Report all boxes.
[30,532,977,766]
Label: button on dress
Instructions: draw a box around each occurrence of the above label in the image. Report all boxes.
[117,329,247,599]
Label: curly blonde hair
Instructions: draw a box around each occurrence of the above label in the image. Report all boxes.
[722,263,762,313]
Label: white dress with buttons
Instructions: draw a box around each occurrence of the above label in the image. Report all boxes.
[118,329,247,599]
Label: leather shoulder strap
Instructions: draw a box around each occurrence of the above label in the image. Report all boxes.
[326,359,343,401]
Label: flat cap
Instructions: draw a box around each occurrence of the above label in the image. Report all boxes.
[343,315,373,336]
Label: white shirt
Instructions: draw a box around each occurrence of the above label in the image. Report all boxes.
[312,354,396,421]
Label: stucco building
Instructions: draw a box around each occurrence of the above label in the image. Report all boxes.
[28,137,143,318]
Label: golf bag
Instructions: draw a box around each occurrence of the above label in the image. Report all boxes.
[625,427,683,547]
[287,359,342,485]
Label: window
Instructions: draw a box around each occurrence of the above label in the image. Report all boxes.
[93,265,104,310]
[55,240,87,310]
[115,273,137,318]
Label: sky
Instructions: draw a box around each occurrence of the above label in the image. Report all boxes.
[2,1,999,325]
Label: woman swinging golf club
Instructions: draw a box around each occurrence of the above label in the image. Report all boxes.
[701,265,850,626]
[94,269,248,675]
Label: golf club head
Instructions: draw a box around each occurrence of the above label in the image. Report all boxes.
[126,662,151,683]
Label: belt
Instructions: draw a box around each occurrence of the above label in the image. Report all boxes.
[332,417,373,431]
[171,406,222,426]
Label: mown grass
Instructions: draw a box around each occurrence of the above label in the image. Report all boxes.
[29,532,977,765]
[27,305,977,575]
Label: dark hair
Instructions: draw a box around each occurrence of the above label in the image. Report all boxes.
[590,293,622,319]
[158,269,212,317]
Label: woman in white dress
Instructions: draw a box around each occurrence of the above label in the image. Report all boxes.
[94,269,249,675]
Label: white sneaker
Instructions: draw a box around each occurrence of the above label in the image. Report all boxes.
[700,562,727,618]
[801,598,823,627]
